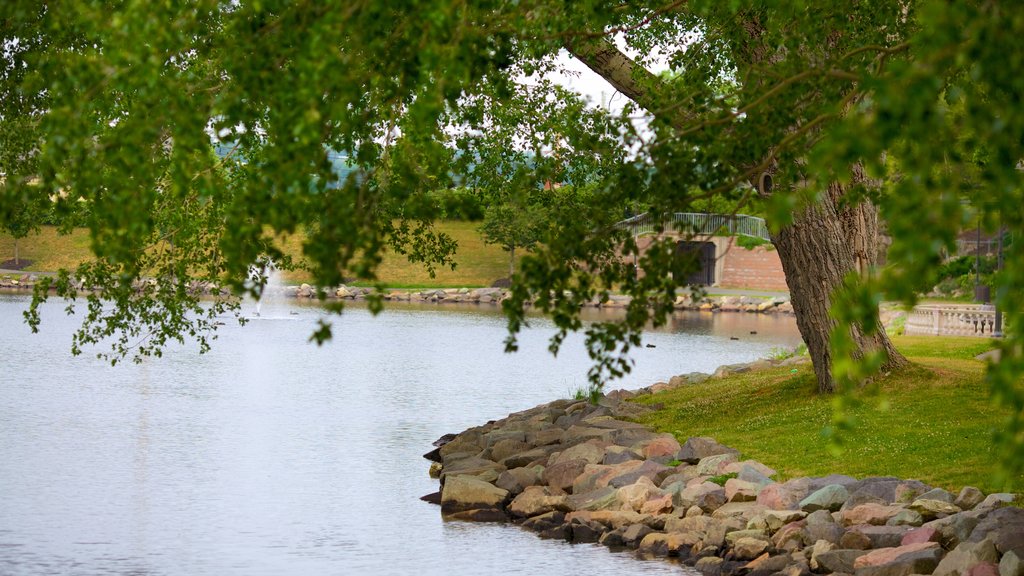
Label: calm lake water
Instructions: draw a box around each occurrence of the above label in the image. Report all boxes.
[0,294,801,576]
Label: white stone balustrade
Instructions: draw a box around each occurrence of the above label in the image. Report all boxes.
[905,304,1000,337]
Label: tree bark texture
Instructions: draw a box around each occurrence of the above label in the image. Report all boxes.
[773,184,907,393]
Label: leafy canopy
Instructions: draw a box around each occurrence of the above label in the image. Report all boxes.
[2,1,1023,481]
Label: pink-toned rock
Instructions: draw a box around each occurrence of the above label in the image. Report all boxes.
[725,478,762,502]
[616,477,662,512]
[841,503,904,526]
[642,434,682,459]
[854,541,943,569]
[902,526,940,546]
[757,483,801,510]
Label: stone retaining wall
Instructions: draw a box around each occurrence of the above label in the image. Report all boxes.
[425,376,1023,576]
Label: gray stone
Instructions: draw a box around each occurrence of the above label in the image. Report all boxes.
[1000,550,1024,576]
[934,539,1000,576]
[977,493,1016,510]
[968,507,1024,555]
[808,474,859,491]
[566,486,620,512]
[844,478,903,508]
[620,523,654,548]
[849,525,912,549]
[500,446,559,469]
[602,446,642,465]
[954,487,986,511]
[909,499,962,519]
[678,436,740,464]
[697,453,740,476]
[705,516,747,548]
[918,488,955,504]
[737,463,776,486]
[815,549,871,574]
[678,481,728,512]
[495,466,541,494]
[807,522,845,545]
[886,509,925,527]
[925,510,983,549]
[801,484,851,513]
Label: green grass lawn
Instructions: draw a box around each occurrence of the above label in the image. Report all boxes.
[633,335,1018,493]
[1,221,515,288]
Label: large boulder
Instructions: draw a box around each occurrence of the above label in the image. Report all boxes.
[637,531,702,558]
[725,478,764,502]
[489,438,532,463]
[954,487,986,511]
[801,484,851,513]
[641,434,683,459]
[573,461,642,494]
[732,537,770,560]
[758,482,804,510]
[495,466,542,495]
[616,476,664,512]
[909,499,962,520]
[815,549,871,574]
[853,542,945,576]
[697,453,740,476]
[847,525,912,549]
[679,481,728,513]
[678,437,740,464]
[441,474,510,520]
[842,503,905,526]
[968,507,1024,555]
[1000,551,1024,576]
[933,539,1000,576]
[509,485,571,518]
[924,511,984,549]
[552,441,607,466]
[439,455,506,483]
[567,486,620,512]
[542,459,590,492]
[608,459,674,488]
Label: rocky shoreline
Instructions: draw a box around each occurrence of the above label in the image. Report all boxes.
[423,390,1022,576]
[0,274,795,314]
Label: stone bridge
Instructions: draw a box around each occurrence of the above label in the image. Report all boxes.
[616,213,786,290]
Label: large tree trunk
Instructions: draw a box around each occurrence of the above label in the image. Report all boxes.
[772,183,907,393]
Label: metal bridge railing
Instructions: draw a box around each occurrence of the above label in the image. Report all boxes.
[616,212,772,242]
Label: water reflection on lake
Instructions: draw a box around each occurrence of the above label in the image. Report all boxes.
[0,294,801,576]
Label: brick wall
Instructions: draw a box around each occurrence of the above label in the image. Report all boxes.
[718,237,788,291]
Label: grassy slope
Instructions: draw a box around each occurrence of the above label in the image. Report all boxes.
[1,222,514,287]
[633,335,1017,493]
